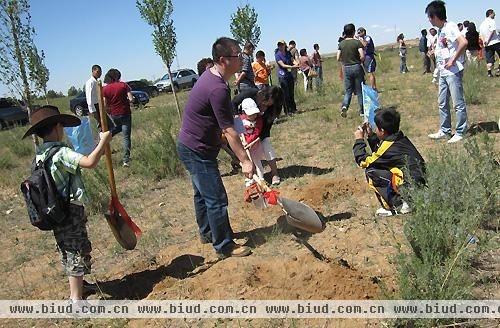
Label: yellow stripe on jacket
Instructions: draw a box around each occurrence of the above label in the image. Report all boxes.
[359,140,394,168]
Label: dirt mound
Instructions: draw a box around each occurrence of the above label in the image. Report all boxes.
[288,178,365,209]
[148,253,379,300]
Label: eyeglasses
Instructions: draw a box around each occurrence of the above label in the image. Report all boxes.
[226,53,243,59]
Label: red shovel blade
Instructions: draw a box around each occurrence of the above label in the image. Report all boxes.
[111,196,142,236]
[106,196,141,250]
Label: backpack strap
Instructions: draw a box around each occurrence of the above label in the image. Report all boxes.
[39,145,72,203]
[43,145,63,164]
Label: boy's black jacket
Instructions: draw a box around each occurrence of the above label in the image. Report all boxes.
[353,131,426,184]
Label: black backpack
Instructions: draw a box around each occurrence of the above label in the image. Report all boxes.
[20,146,70,230]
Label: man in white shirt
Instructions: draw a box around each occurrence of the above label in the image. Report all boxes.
[425,1,468,144]
[85,65,102,124]
[479,9,500,77]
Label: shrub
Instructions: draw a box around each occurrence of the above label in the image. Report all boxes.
[131,112,183,180]
[82,166,108,215]
[4,129,33,158]
[396,135,499,327]
[463,63,484,105]
[0,151,15,170]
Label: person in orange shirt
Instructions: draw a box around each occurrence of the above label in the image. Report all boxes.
[252,50,273,90]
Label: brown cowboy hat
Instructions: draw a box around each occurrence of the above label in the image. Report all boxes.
[22,105,80,139]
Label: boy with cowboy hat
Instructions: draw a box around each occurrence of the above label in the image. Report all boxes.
[23,105,112,302]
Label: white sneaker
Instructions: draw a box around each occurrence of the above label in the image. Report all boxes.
[428,130,449,140]
[431,78,437,84]
[447,134,464,143]
[398,201,411,214]
[375,207,395,217]
[340,106,348,118]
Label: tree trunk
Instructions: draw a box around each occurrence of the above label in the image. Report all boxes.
[166,64,181,119]
[8,9,38,147]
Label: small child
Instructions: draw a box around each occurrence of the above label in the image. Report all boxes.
[353,108,426,216]
[240,98,265,179]
[22,105,112,302]
[252,50,272,90]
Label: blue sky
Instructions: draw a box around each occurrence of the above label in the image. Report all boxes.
[0,0,495,97]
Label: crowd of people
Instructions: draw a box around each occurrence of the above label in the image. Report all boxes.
[416,8,500,80]
[20,1,498,303]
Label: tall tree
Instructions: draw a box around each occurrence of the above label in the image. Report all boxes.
[230,4,261,46]
[67,86,78,97]
[0,0,49,144]
[136,0,181,118]
[27,45,49,104]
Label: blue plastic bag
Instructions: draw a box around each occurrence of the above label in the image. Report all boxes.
[64,117,95,155]
[362,83,380,128]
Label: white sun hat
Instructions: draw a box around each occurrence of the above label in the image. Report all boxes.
[241,98,260,115]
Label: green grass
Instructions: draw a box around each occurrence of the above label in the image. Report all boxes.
[0,46,499,319]
[396,135,499,327]
[463,62,485,105]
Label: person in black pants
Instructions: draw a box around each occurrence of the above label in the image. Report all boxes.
[419,29,431,74]
[274,40,298,115]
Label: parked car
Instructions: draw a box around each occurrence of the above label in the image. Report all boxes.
[154,69,199,92]
[69,91,149,116]
[0,98,29,129]
[126,80,159,97]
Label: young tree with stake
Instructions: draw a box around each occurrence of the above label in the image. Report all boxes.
[136,0,181,118]
[230,4,261,47]
[0,0,50,144]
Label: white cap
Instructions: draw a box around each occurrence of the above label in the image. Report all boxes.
[241,98,260,115]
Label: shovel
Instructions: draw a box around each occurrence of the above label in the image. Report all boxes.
[97,81,141,250]
[252,175,324,233]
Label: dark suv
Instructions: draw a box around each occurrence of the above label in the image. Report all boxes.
[0,98,29,129]
[69,91,149,116]
[126,80,159,97]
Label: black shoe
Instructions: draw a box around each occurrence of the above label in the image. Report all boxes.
[488,72,494,78]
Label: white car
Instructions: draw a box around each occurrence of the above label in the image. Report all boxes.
[155,69,199,92]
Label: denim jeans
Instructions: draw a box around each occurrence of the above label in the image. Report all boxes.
[176,142,234,252]
[400,56,408,73]
[342,64,365,114]
[437,71,468,136]
[111,114,131,163]
[279,76,297,114]
[313,66,323,89]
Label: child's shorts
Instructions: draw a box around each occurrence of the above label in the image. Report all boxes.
[52,202,92,277]
[261,137,277,161]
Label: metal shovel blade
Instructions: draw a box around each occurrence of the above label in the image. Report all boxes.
[280,197,324,233]
[105,211,137,250]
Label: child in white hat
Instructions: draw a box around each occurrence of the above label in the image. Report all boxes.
[240,98,266,179]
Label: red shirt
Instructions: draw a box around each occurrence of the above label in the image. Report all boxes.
[240,113,263,144]
[103,81,131,116]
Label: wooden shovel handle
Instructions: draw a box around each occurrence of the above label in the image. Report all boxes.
[252,174,271,192]
[244,137,260,150]
[97,81,118,198]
